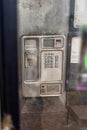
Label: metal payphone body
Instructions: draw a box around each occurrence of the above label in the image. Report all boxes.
[22,35,66,97]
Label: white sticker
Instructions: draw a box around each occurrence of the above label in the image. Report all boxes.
[74,0,87,28]
[70,37,81,63]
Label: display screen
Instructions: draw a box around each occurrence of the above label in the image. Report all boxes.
[43,39,54,47]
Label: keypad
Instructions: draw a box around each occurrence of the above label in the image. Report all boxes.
[44,53,54,68]
[44,53,59,68]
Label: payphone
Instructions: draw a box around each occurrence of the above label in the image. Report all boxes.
[22,35,66,97]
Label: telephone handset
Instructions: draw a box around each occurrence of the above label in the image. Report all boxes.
[24,39,39,81]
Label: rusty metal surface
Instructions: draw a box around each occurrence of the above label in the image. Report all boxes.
[21,97,67,130]
[21,97,67,114]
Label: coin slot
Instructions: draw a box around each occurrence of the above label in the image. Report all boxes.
[54,39,63,48]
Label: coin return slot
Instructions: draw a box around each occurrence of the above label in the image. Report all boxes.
[40,85,46,93]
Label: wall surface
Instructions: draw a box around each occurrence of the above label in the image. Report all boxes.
[17,0,70,36]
